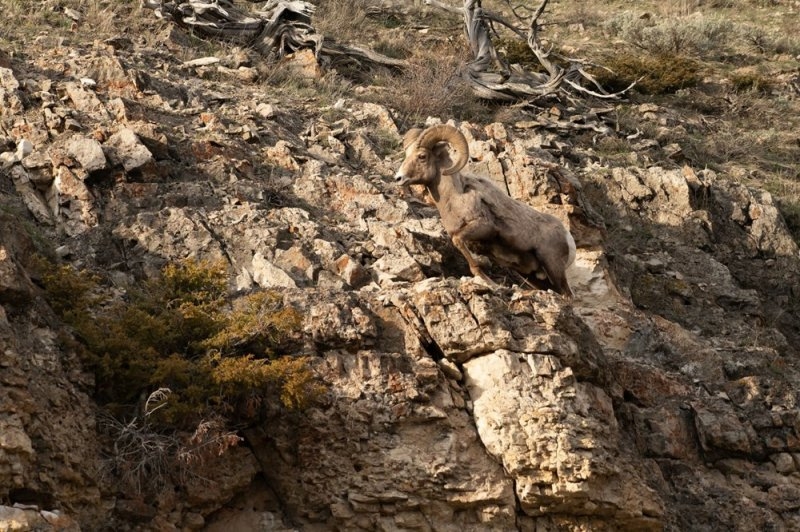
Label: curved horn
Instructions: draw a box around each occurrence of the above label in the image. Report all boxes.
[417,125,469,175]
[402,128,423,149]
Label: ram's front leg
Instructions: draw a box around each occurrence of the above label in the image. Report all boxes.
[451,220,499,289]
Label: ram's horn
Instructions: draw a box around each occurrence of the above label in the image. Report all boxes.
[417,125,469,175]
[402,128,423,149]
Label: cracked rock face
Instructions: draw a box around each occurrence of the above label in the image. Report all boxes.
[463,350,662,528]
[1,26,800,532]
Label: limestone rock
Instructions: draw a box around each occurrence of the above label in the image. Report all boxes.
[281,49,321,79]
[65,135,106,173]
[692,401,761,458]
[278,291,378,354]
[251,252,297,288]
[332,253,370,288]
[0,67,22,113]
[396,278,587,367]
[63,81,109,120]
[0,506,30,532]
[463,350,663,528]
[1,18,800,532]
[103,128,154,172]
[48,166,97,236]
[242,345,518,531]
[372,249,425,283]
[8,166,53,225]
[184,447,260,509]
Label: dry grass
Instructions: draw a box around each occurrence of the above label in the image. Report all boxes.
[556,0,800,220]
[370,44,491,130]
[603,11,734,57]
[314,0,373,43]
[1,1,156,50]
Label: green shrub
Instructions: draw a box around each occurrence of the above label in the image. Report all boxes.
[592,51,700,95]
[494,37,541,70]
[39,258,322,429]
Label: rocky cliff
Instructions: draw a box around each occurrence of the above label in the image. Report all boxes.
[2,11,800,532]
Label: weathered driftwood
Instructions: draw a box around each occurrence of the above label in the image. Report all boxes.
[430,0,635,102]
[141,0,405,69]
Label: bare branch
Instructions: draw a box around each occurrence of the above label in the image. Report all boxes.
[420,0,634,104]
[142,0,406,70]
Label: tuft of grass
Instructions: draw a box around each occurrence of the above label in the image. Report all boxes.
[593,135,635,158]
[313,0,371,44]
[2,1,159,53]
[592,51,700,95]
[373,38,410,60]
[371,45,491,128]
[729,68,775,94]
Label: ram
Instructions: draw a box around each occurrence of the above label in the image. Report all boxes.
[395,124,576,297]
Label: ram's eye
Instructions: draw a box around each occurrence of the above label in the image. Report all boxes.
[417,153,426,160]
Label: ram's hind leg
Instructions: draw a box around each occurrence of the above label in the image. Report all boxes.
[541,259,573,299]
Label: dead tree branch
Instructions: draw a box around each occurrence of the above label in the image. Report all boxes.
[142,0,405,70]
[430,0,635,102]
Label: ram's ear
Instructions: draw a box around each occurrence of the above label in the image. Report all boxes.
[431,142,451,159]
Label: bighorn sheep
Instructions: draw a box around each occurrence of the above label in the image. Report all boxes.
[395,124,576,296]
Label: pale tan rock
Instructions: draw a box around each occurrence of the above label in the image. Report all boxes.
[281,49,321,79]
[772,452,796,474]
[692,401,760,456]
[0,505,30,532]
[103,127,153,172]
[274,245,315,283]
[2,23,800,532]
[372,249,425,283]
[0,67,22,113]
[48,165,97,235]
[463,350,663,528]
[65,135,106,173]
[251,252,297,288]
[63,81,109,120]
[243,344,518,531]
[8,166,53,225]
[333,253,370,288]
[399,278,581,365]
[265,140,300,170]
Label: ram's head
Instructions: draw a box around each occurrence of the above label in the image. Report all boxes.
[394,125,470,187]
